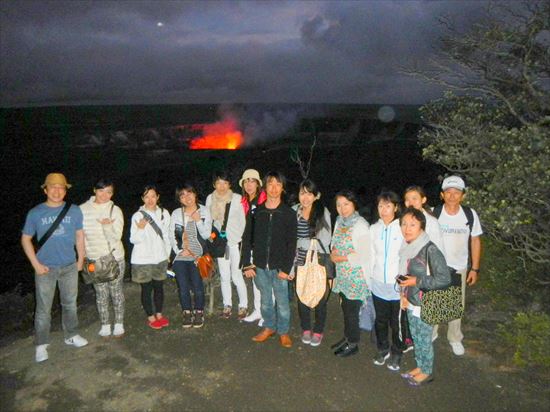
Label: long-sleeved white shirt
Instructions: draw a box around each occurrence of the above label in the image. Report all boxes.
[130,206,171,264]
[80,197,125,260]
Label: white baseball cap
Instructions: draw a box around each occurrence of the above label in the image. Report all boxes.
[441,175,466,191]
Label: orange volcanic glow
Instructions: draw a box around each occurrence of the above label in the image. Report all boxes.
[189,118,243,150]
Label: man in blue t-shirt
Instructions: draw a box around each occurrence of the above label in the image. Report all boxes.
[21,173,88,363]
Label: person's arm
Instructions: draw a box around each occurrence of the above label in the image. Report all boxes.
[195,206,212,240]
[415,245,451,291]
[129,212,147,244]
[467,236,481,285]
[347,220,370,268]
[75,229,85,271]
[21,234,49,275]
[169,211,182,255]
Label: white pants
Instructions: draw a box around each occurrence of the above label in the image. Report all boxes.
[433,268,466,343]
[217,244,248,308]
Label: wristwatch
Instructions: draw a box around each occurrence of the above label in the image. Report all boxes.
[471,268,480,273]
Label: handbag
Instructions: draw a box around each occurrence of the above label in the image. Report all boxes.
[196,253,215,279]
[316,241,335,279]
[296,239,327,308]
[82,204,121,284]
[208,203,231,258]
[420,253,463,325]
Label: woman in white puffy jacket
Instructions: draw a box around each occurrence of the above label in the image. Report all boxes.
[80,179,125,338]
[130,185,172,330]
[205,171,248,320]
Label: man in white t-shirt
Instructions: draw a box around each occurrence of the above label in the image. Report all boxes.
[435,176,482,356]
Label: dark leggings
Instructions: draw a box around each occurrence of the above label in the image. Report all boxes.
[340,292,362,344]
[297,294,328,334]
[141,279,164,317]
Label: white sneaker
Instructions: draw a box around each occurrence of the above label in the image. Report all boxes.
[450,341,465,356]
[99,324,111,337]
[64,334,89,348]
[35,344,49,363]
[113,323,125,337]
[243,310,262,323]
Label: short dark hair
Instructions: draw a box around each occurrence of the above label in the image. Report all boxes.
[399,207,426,230]
[142,184,159,198]
[93,178,114,191]
[334,189,359,211]
[263,171,287,190]
[212,170,231,186]
[175,183,199,205]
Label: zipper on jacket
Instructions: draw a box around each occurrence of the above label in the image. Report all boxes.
[383,225,391,283]
[265,211,273,270]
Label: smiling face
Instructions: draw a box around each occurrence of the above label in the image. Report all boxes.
[400,213,424,243]
[336,196,355,218]
[265,177,283,201]
[142,189,159,210]
[44,184,67,205]
[214,178,230,195]
[299,188,315,209]
[94,186,114,204]
[179,190,197,208]
[243,178,259,199]
[404,190,426,211]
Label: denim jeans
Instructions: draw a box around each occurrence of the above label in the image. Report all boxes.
[173,260,204,311]
[255,268,291,334]
[34,262,79,345]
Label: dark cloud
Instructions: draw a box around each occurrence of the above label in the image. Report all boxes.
[0,0,513,107]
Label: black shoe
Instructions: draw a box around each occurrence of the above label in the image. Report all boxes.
[387,353,402,371]
[373,351,390,365]
[331,337,347,351]
[336,343,359,357]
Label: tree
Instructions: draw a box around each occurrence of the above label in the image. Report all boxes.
[405,2,550,272]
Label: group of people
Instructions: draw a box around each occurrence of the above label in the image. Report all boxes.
[22,170,482,387]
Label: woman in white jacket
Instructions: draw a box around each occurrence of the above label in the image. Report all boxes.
[205,171,248,320]
[80,179,125,338]
[330,190,370,358]
[369,191,406,371]
[130,185,171,330]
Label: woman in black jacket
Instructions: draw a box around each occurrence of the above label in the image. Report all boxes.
[398,207,450,386]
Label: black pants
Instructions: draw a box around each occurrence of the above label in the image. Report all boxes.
[141,280,164,316]
[340,293,362,344]
[297,295,328,334]
[372,294,406,355]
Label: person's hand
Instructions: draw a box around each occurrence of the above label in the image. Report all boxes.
[399,275,417,287]
[179,249,192,257]
[400,296,409,310]
[34,262,49,275]
[137,218,148,229]
[278,271,291,280]
[466,270,478,286]
[330,249,346,263]
[98,218,114,225]
[190,210,201,222]
[244,268,256,278]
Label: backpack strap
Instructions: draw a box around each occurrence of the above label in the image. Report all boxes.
[36,202,72,251]
[220,202,231,234]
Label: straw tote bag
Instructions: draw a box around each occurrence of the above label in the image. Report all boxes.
[296,239,327,308]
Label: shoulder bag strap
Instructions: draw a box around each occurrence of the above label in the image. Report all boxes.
[100,204,115,253]
[220,202,231,233]
[140,210,163,239]
[36,202,72,251]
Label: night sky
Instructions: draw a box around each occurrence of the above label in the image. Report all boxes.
[1,0,504,107]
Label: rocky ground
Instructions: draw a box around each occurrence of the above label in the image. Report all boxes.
[1,277,549,412]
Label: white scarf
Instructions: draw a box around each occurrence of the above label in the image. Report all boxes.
[211,190,233,222]
[398,231,430,276]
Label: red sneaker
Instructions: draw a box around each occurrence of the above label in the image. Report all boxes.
[156,316,170,328]
[148,319,163,330]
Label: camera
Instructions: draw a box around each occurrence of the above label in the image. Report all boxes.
[396,275,408,283]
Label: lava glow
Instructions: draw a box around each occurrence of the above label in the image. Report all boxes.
[189,118,243,150]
